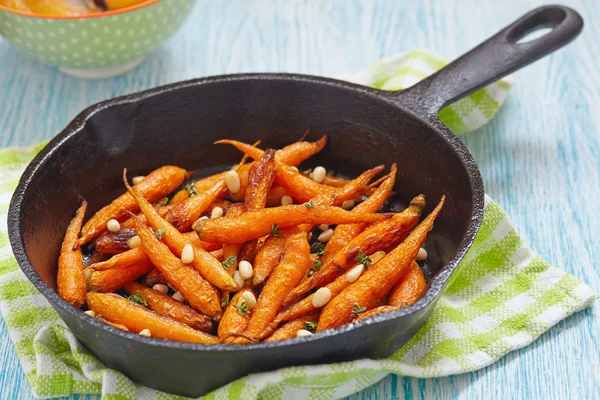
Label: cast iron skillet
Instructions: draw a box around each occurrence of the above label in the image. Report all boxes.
[8,5,582,397]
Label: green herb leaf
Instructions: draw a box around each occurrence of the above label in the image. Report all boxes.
[271,223,282,238]
[304,321,317,333]
[185,182,199,197]
[355,250,372,269]
[127,292,147,307]
[154,228,165,239]
[233,301,250,316]
[350,303,367,319]
[308,259,323,277]
[310,241,326,258]
[304,200,314,208]
[221,296,230,307]
[222,256,236,268]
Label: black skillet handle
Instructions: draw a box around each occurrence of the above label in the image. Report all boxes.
[392,5,583,120]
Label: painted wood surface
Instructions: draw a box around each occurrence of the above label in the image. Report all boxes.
[0,0,598,399]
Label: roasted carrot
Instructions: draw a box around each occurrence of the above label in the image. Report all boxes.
[388,261,427,308]
[251,230,292,287]
[317,196,445,331]
[77,166,187,246]
[126,212,223,321]
[245,232,311,340]
[120,205,173,230]
[354,305,398,322]
[321,164,397,263]
[221,204,246,276]
[86,254,153,293]
[164,179,227,232]
[195,205,390,244]
[86,293,219,344]
[264,312,320,342]
[218,289,255,344]
[57,202,87,308]
[216,139,335,202]
[265,186,289,207]
[97,317,130,331]
[124,282,213,332]
[123,171,238,291]
[272,252,386,327]
[283,195,425,307]
[93,228,137,256]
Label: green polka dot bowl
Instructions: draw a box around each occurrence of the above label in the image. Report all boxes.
[0,0,196,79]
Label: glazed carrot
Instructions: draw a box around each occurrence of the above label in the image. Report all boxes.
[97,317,130,331]
[57,202,87,308]
[245,232,311,340]
[120,205,173,230]
[273,252,386,327]
[322,165,397,263]
[354,305,398,322]
[77,166,187,246]
[93,228,137,256]
[86,256,153,293]
[317,196,445,332]
[251,230,292,287]
[124,282,213,332]
[164,179,227,232]
[86,293,219,344]
[123,172,238,291]
[388,261,427,308]
[195,205,390,244]
[264,312,320,342]
[216,139,335,202]
[276,135,328,166]
[283,195,426,306]
[322,175,348,188]
[126,213,223,321]
[218,289,255,344]
[221,204,246,276]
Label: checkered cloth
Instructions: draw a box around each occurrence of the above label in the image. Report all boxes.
[0,51,595,399]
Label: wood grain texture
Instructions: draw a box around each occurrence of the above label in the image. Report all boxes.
[0,0,598,399]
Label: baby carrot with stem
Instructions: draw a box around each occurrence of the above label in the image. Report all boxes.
[264,311,320,342]
[125,212,223,321]
[57,202,87,308]
[123,170,238,291]
[86,254,153,293]
[86,292,219,344]
[388,261,427,308]
[317,196,445,331]
[77,166,187,246]
[218,289,256,344]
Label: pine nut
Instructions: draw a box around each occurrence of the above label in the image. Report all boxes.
[318,228,334,242]
[238,260,253,280]
[132,176,145,185]
[107,219,120,232]
[241,291,257,308]
[211,207,224,219]
[416,248,428,261]
[345,264,364,283]
[172,291,185,302]
[312,287,332,308]
[139,329,151,337]
[233,271,245,289]
[127,235,141,249]
[281,195,293,206]
[318,224,329,231]
[296,329,313,338]
[341,199,355,210]
[181,244,194,264]
[312,166,326,183]
[152,284,168,294]
[84,310,96,318]
[225,170,241,193]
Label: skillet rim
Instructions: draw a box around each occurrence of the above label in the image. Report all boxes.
[7,72,484,352]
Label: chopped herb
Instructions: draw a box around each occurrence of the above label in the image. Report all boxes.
[350,303,366,319]
[185,182,199,197]
[304,200,314,208]
[355,250,372,269]
[310,241,326,258]
[222,256,236,268]
[308,259,323,276]
[304,321,317,333]
[154,228,165,239]
[221,296,230,307]
[127,292,147,306]
[233,301,250,316]
[271,223,282,237]
[154,197,169,207]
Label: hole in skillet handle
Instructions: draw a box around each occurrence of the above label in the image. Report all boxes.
[385,5,583,122]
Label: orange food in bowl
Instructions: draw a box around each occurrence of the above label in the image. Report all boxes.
[0,0,100,15]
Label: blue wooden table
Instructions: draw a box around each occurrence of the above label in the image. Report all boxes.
[1,0,598,398]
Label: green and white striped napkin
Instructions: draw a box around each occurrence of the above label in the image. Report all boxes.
[0,51,596,400]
